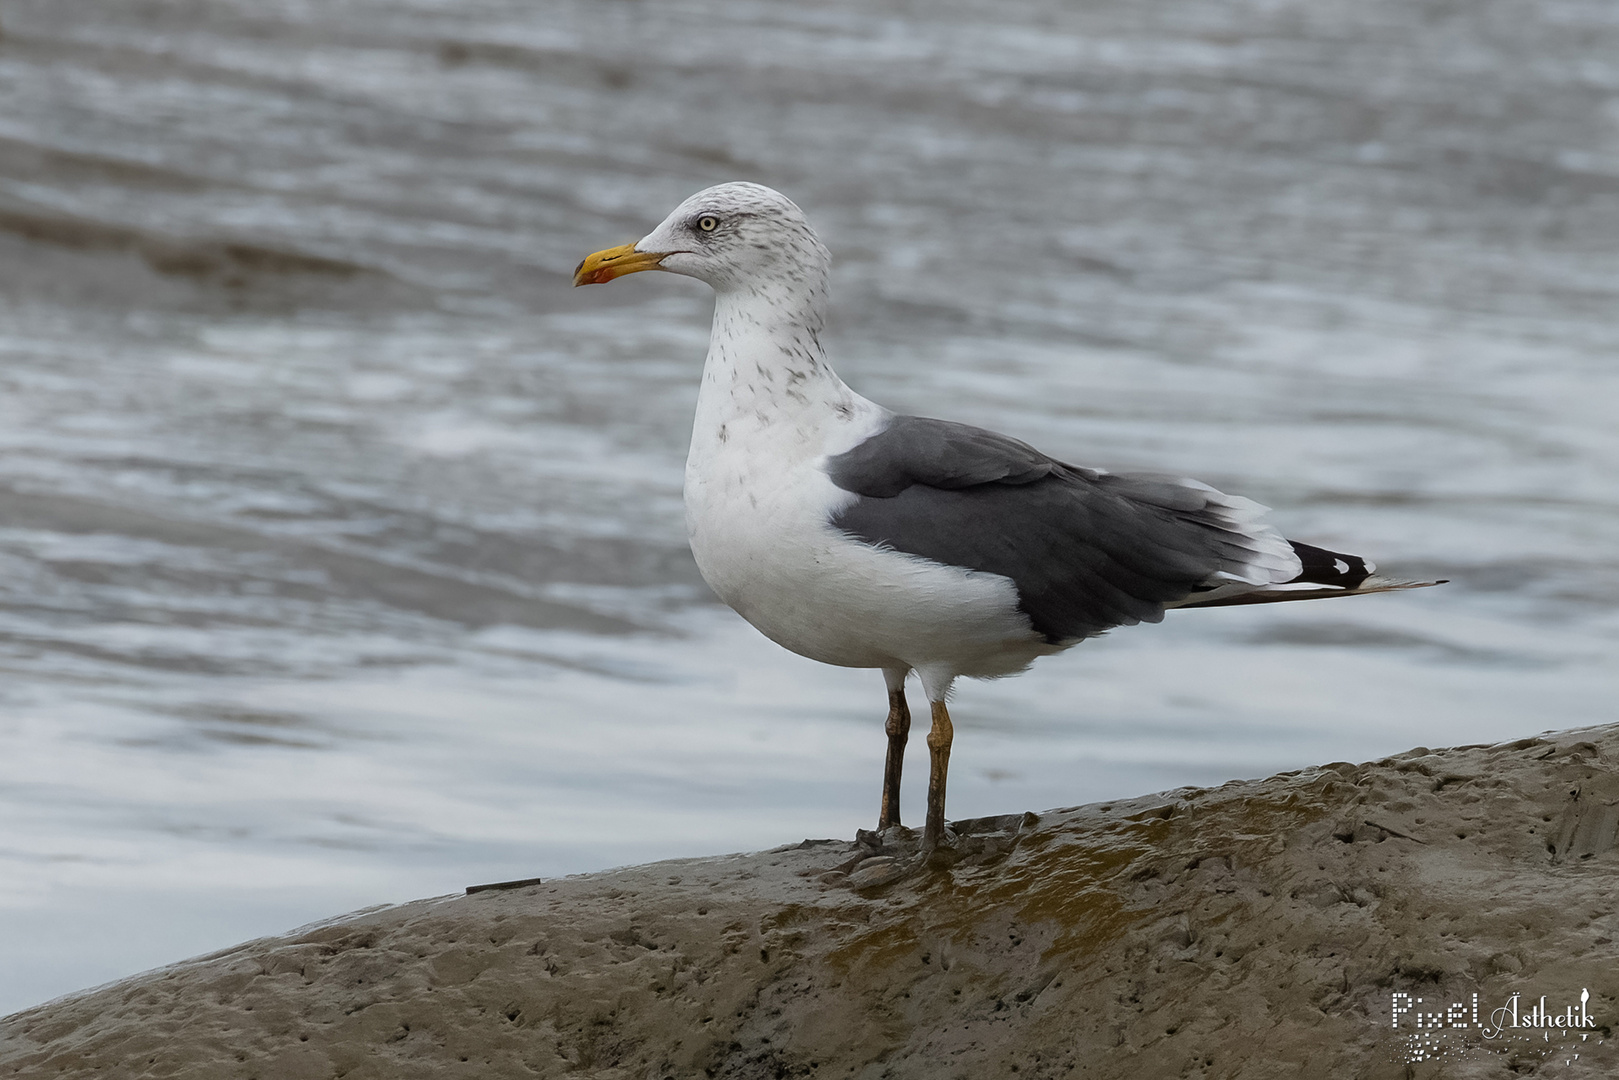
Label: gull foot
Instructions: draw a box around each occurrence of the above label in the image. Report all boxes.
[826,814,1037,890]
[921,828,960,869]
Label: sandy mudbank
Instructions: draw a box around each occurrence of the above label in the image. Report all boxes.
[4,729,1618,1079]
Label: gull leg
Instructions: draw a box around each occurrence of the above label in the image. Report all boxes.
[923,698,954,858]
[878,670,912,829]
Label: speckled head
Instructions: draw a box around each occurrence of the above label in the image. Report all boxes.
[573,182,831,296]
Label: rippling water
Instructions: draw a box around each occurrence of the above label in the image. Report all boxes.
[2,0,1616,1013]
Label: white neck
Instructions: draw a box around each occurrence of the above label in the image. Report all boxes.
[690,277,861,440]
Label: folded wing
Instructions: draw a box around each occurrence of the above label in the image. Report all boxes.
[825,415,1329,643]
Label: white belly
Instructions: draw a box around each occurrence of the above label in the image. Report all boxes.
[684,437,1053,678]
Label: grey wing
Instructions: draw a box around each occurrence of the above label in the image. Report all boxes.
[824,413,1061,494]
[825,416,1301,642]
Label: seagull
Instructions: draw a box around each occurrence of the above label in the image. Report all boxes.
[574,182,1440,861]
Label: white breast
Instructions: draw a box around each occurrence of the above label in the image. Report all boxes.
[683,367,1052,679]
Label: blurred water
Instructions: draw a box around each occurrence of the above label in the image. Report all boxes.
[1,0,1616,1014]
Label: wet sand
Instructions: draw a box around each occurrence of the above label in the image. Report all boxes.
[5,725,1616,1078]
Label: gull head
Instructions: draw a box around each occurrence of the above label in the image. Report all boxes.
[573,182,830,296]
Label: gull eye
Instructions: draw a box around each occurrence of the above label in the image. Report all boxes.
[697,215,719,233]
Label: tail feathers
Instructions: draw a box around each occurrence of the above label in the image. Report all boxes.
[1169,540,1445,610]
[1173,573,1446,609]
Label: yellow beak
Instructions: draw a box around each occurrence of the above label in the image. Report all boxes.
[572,242,669,287]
